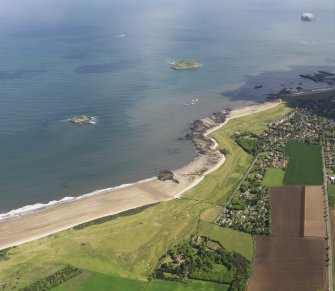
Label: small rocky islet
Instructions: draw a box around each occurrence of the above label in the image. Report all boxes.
[170,59,201,70]
[69,115,96,125]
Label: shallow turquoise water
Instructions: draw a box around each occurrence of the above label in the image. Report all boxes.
[0,0,334,211]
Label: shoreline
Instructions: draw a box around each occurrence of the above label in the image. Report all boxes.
[0,100,281,250]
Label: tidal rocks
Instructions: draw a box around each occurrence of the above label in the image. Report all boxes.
[157,170,179,183]
[185,109,230,155]
[300,71,335,85]
[254,85,263,89]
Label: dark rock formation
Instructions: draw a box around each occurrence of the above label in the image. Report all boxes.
[157,170,179,183]
[299,71,335,85]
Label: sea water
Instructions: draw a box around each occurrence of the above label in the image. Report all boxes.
[0,0,334,213]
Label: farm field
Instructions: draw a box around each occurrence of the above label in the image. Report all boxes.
[270,186,304,237]
[0,104,292,289]
[262,168,285,187]
[197,221,253,261]
[250,186,327,290]
[304,186,326,238]
[248,236,327,291]
[283,140,323,185]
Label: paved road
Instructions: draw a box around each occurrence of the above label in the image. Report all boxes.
[322,146,333,291]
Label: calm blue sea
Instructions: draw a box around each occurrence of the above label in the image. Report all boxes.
[0,0,334,212]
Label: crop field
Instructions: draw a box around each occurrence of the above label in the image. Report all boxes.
[270,186,304,237]
[262,168,285,187]
[0,104,293,289]
[283,140,323,185]
[304,186,326,238]
[248,236,327,291]
[250,186,327,290]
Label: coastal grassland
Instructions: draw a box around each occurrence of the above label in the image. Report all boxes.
[328,184,335,207]
[53,271,146,291]
[283,140,323,185]
[0,199,204,288]
[147,279,228,291]
[197,221,253,261]
[262,168,285,187]
[0,103,292,289]
[199,206,222,222]
[184,103,293,204]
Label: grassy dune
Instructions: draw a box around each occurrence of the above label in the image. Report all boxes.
[0,103,292,290]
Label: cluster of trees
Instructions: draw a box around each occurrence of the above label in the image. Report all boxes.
[234,132,262,156]
[152,236,250,290]
[20,265,81,290]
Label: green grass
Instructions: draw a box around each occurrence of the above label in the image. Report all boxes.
[197,221,253,261]
[283,140,323,185]
[262,168,285,187]
[53,271,146,291]
[146,279,229,291]
[328,184,335,207]
[0,103,292,289]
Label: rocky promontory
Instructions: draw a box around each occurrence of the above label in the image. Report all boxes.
[157,109,230,182]
[185,110,230,154]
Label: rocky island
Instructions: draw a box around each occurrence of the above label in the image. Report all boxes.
[69,115,96,125]
[301,13,317,21]
[170,59,201,70]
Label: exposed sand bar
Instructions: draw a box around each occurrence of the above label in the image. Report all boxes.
[0,100,280,250]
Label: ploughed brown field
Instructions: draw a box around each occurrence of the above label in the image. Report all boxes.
[271,186,304,237]
[249,186,327,291]
[304,186,327,238]
[248,236,327,291]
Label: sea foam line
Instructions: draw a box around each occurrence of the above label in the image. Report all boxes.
[0,177,155,221]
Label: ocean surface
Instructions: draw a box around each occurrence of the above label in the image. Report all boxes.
[0,0,335,213]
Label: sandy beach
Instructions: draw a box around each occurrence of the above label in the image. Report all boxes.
[0,100,280,250]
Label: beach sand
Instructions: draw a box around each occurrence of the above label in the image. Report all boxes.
[0,100,280,250]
